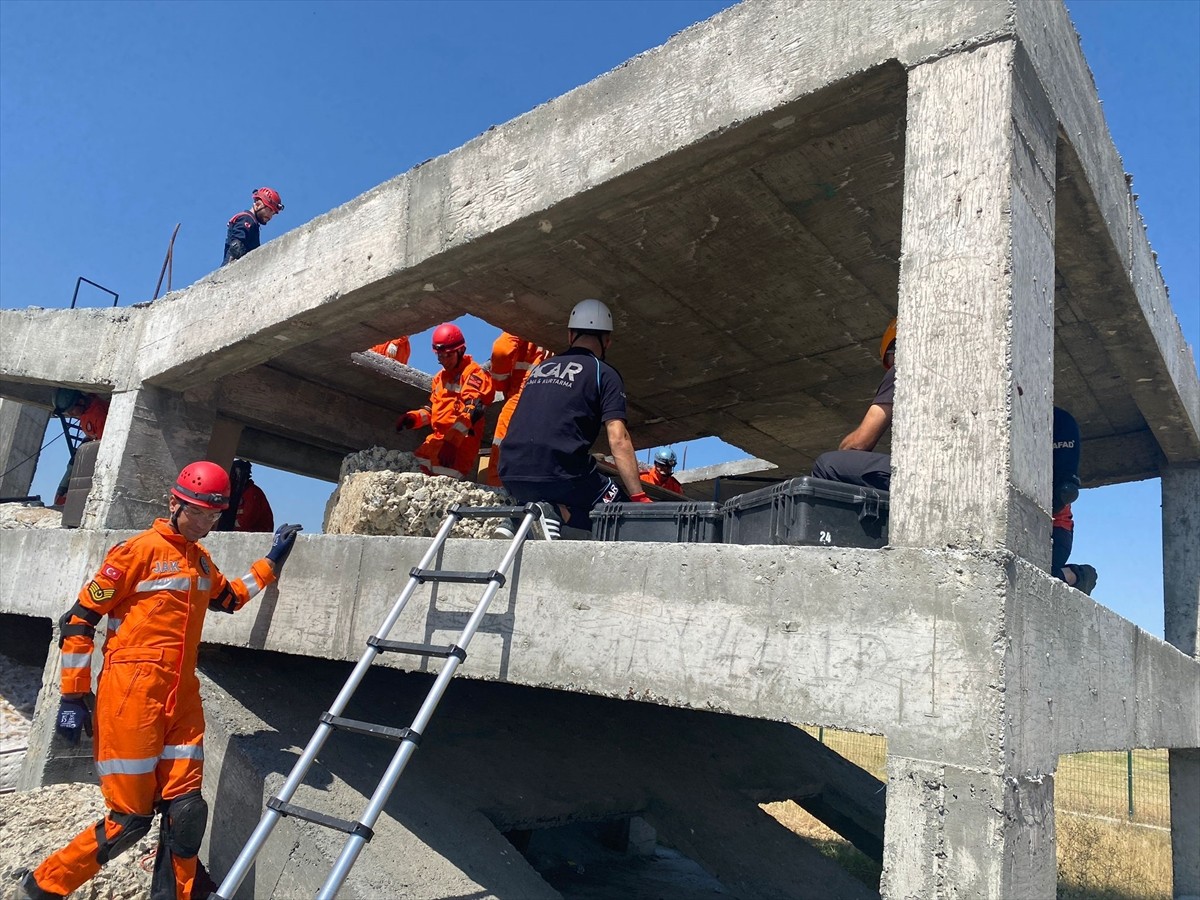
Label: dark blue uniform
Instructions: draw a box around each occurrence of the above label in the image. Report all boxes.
[499,346,629,528]
[223,211,260,265]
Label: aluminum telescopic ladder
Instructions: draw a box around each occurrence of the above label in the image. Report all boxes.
[213,502,554,900]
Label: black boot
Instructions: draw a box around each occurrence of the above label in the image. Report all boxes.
[16,870,66,900]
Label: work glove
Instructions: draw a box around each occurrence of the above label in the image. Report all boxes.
[628,492,653,503]
[385,342,401,359]
[56,693,94,745]
[1052,476,1081,513]
[437,442,458,470]
[266,523,302,575]
[396,412,419,432]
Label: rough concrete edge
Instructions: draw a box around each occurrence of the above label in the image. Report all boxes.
[0,306,146,391]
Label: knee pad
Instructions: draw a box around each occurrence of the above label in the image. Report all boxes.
[164,791,208,858]
[95,811,154,865]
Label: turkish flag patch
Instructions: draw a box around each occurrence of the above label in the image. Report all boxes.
[101,564,124,582]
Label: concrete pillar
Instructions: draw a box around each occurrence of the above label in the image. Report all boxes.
[82,385,219,529]
[890,40,1056,571]
[0,398,51,499]
[1163,464,1200,898]
[883,41,1058,900]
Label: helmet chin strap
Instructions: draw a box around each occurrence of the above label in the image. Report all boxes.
[170,503,183,533]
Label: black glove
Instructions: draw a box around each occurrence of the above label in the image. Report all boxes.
[396,412,419,432]
[266,523,302,574]
[56,694,93,745]
[1052,475,1081,513]
[1064,564,1098,596]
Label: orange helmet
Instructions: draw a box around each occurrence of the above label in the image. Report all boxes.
[431,323,466,353]
[880,318,897,369]
[252,187,284,213]
[171,461,231,510]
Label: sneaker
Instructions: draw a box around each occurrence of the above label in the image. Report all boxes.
[492,520,516,540]
[1065,563,1098,596]
[535,502,561,541]
[16,870,64,900]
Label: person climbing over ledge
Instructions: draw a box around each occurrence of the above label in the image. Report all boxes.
[368,335,412,365]
[641,448,684,495]
[396,323,492,480]
[498,298,650,539]
[16,461,302,900]
[1048,406,1098,595]
[51,388,110,506]
[222,187,284,265]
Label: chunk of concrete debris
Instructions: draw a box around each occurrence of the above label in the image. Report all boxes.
[0,503,62,529]
[325,449,511,538]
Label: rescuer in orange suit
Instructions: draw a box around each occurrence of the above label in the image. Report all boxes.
[17,462,302,900]
[368,335,411,365]
[397,323,492,480]
[485,331,548,486]
[52,388,111,506]
[215,459,274,533]
[641,448,684,495]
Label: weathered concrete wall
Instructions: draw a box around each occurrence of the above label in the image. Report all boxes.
[3,530,1196,761]
[0,399,50,498]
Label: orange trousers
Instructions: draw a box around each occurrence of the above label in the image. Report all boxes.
[414,431,482,480]
[33,651,205,900]
[485,394,521,487]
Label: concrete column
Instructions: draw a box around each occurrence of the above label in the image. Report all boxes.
[890,39,1056,571]
[82,385,219,529]
[1163,464,1200,898]
[883,41,1058,900]
[0,398,51,499]
[881,757,1055,900]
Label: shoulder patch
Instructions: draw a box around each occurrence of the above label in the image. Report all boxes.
[199,556,210,575]
[101,563,124,582]
[466,374,483,388]
[87,581,115,604]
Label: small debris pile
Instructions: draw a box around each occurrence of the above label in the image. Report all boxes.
[0,783,154,899]
[324,447,511,538]
[0,503,61,530]
[0,652,41,793]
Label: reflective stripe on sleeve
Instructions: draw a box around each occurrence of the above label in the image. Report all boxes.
[513,361,534,370]
[160,744,204,761]
[452,421,470,435]
[96,756,159,777]
[444,382,462,392]
[134,577,191,593]
[197,577,212,592]
[61,653,92,669]
[241,572,262,599]
[107,617,122,633]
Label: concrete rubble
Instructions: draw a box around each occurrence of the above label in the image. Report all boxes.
[0,503,61,530]
[324,446,511,538]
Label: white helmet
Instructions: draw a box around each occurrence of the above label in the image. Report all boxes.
[568,298,613,333]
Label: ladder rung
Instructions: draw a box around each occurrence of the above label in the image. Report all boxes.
[320,711,423,746]
[450,504,532,519]
[266,796,374,841]
[367,635,467,660]
[410,567,505,586]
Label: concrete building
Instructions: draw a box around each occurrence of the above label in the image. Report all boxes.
[1,1,1197,897]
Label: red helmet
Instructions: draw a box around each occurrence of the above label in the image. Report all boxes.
[252,187,284,213]
[171,461,231,510]
[431,323,465,353]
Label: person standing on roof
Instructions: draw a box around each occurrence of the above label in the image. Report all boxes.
[368,335,412,365]
[222,187,284,265]
[498,299,651,538]
[811,318,1097,594]
[485,331,548,487]
[641,448,683,495]
[16,462,301,900]
[396,323,492,480]
[216,459,275,533]
[51,388,110,506]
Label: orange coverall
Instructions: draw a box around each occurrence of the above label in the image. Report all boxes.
[32,518,277,900]
[369,336,411,365]
[486,333,547,486]
[76,395,110,440]
[641,467,683,495]
[405,354,492,479]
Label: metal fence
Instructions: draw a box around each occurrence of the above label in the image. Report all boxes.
[801,727,1172,828]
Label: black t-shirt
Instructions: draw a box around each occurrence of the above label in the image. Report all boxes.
[499,347,627,482]
[873,366,895,406]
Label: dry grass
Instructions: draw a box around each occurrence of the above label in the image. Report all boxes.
[1057,812,1172,900]
[768,729,1174,899]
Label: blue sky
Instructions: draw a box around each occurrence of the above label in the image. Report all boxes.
[1,1,1196,637]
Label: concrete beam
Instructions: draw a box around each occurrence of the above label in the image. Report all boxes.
[0,306,141,391]
[3,531,1196,761]
[891,40,1056,572]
